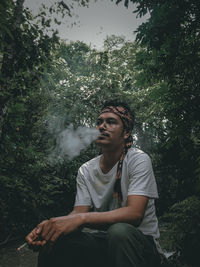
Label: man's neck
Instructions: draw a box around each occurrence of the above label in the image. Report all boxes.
[100,146,124,174]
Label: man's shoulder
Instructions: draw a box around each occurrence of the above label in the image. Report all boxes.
[79,154,101,172]
[125,147,151,167]
[127,147,149,160]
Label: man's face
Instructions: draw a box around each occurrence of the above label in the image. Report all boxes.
[96,112,129,148]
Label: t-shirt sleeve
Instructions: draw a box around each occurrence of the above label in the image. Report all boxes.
[74,168,92,207]
[127,152,158,199]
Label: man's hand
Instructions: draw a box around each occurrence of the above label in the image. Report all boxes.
[39,214,84,242]
[25,220,48,250]
[26,213,85,249]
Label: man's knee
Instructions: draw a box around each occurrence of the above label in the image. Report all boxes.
[107,223,139,244]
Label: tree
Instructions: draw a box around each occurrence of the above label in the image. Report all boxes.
[116,0,200,201]
[0,0,89,243]
[0,0,25,138]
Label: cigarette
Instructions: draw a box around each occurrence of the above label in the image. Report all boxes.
[17,242,28,252]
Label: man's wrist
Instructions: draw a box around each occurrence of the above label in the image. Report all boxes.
[79,212,88,226]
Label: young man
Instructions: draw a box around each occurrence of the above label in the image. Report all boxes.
[26,100,161,267]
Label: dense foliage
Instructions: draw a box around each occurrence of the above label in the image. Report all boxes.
[161,196,200,266]
[117,0,200,201]
[0,1,200,265]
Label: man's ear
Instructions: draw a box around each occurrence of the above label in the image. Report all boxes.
[123,130,130,140]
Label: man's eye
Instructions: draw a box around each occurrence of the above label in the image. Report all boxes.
[107,119,117,124]
[96,120,102,125]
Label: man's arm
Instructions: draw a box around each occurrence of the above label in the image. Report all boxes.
[26,195,148,248]
[82,195,148,228]
[64,195,148,230]
[25,205,90,247]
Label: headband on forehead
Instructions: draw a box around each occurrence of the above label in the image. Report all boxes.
[100,105,134,203]
[100,105,134,133]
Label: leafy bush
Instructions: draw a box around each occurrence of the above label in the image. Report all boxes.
[0,171,76,243]
[161,196,200,266]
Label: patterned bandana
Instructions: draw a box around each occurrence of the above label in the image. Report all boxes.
[100,106,134,203]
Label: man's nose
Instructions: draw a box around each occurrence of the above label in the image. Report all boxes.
[98,121,106,131]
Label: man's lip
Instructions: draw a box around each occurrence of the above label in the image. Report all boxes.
[98,132,110,138]
[101,132,109,137]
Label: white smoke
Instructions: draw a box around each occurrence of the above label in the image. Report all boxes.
[48,123,100,163]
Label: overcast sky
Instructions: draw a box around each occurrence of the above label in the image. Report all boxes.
[24,0,149,49]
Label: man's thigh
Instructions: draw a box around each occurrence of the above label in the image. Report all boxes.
[107,223,161,267]
[38,230,108,267]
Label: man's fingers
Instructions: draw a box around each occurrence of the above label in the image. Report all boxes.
[36,220,48,235]
[44,228,56,242]
[26,228,38,245]
[32,239,44,246]
[50,230,62,243]
[40,220,52,240]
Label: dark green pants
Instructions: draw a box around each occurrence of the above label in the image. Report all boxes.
[38,223,161,267]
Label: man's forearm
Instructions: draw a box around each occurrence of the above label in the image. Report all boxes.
[82,206,143,229]
[73,195,148,230]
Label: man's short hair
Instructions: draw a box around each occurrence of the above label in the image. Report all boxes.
[101,99,135,131]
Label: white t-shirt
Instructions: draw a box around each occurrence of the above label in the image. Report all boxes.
[74,148,160,240]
